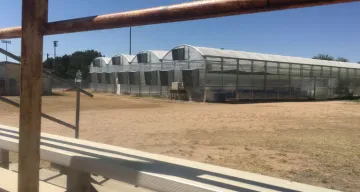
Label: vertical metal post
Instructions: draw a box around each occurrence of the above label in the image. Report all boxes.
[264,62,267,100]
[354,69,358,97]
[288,64,292,98]
[138,64,141,95]
[329,66,333,98]
[149,63,151,95]
[129,27,132,55]
[236,59,239,100]
[250,60,254,100]
[277,62,280,100]
[18,0,48,191]
[75,89,80,139]
[187,46,190,69]
[300,64,304,99]
[311,66,315,99]
[203,57,208,103]
[221,58,224,91]
[160,60,163,97]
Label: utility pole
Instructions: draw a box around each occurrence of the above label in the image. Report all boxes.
[1,40,11,62]
[53,40,58,70]
[129,27,132,55]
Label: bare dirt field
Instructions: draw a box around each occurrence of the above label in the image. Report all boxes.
[1,91,359,192]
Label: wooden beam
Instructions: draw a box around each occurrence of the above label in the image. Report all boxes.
[18,0,48,192]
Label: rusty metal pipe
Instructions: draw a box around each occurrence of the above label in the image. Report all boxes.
[0,0,356,39]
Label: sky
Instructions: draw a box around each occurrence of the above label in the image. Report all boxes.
[0,0,359,63]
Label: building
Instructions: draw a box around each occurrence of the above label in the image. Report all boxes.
[0,61,52,96]
[89,45,360,102]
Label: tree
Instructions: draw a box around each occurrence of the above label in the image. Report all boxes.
[42,49,102,80]
[312,54,334,61]
[336,57,349,62]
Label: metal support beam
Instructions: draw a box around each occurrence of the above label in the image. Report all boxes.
[236,59,239,100]
[0,0,355,39]
[264,62,268,99]
[18,0,48,191]
[203,57,208,103]
[221,58,224,91]
[75,89,80,138]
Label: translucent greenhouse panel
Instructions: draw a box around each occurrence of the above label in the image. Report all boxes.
[264,75,278,100]
[206,60,222,87]
[302,65,312,77]
[278,63,290,75]
[189,60,205,70]
[252,61,265,99]
[277,75,291,99]
[110,73,117,84]
[266,62,278,75]
[355,69,360,96]
[221,60,238,100]
[291,64,301,76]
[90,73,98,83]
[331,68,351,98]
[322,67,331,77]
[252,61,265,73]
[312,66,322,77]
[348,69,356,95]
[264,62,279,99]
[314,77,329,100]
[301,77,313,99]
[96,73,102,83]
[238,60,252,72]
[355,78,360,96]
[236,60,252,100]
[290,76,303,99]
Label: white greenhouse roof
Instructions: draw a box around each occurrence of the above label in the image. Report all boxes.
[187,45,360,69]
[112,54,135,62]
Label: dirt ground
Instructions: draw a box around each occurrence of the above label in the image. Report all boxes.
[1,91,359,192]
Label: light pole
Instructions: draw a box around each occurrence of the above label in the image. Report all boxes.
[129,27,132,55]
[1,40,11,62]
[53,40,58,70]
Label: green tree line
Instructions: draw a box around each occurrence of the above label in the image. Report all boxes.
[43,50,103,80]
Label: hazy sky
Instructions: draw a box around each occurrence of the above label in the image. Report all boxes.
[0,0,359,63]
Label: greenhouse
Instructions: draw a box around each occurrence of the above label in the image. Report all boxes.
[89,57,112,92]
[117,50,168,95]
[90,45,360,102]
